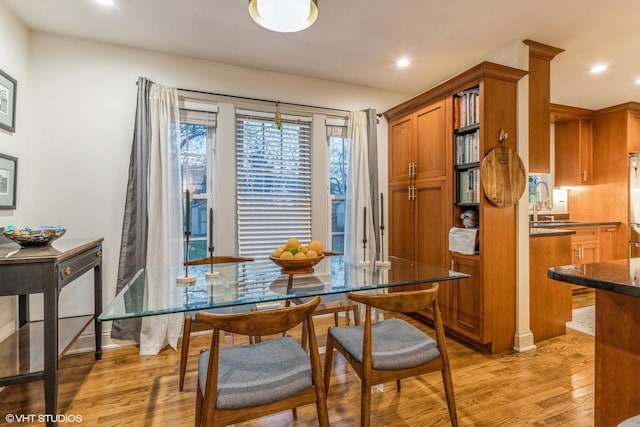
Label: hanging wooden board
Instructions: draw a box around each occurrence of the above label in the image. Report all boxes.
[481,145,527,207]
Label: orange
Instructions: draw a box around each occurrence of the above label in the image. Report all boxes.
[280,251,294,259]
[286,238,300,250]
[294,252,307,259]
[308,240,323,255]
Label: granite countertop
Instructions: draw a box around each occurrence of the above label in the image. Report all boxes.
[549,258,640,298]
[529,227,575,237]
[529,220,621,238]
[530,220,621,229]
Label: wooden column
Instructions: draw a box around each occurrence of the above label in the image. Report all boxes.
[524,40,564,173]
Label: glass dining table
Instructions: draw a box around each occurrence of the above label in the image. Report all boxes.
[99,255,469,321]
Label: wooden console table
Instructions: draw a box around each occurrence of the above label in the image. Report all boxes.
[0,238,103,427]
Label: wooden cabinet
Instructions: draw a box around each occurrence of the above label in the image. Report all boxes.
[385,61,526,354]
[388,100,448,184]
[629,110,640,153]
[450,254,484,342]
[555,118,593,185]
[598,225,618,261]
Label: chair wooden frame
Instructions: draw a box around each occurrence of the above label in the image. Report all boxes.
[179,255,253,391]
[323,285,458,427]
[194,296,329,427]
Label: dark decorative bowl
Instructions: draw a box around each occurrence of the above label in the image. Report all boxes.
[3,225,66,247]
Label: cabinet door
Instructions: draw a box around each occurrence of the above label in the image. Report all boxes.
[450,255,484,342]
[579,119,593,184]
[415,181,448,268]
[572,242,598,264]
[599,226,618,261]
[555,119,593,186]
[389,116,415,184]
[389,185,414,259]
[416,100,448,180]
[628,111,640,153]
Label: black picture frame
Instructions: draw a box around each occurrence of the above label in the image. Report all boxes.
[0,153,17,209]
[0,69,17,133]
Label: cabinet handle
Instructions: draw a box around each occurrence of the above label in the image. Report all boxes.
[407,185,411,200]
[96,250,102,257]
[451,259,455,270]
[64,266,72,275]
[603,228,615,232]
[412,162,417,177]
[582,170,587,182]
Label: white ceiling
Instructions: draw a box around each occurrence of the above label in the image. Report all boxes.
[4,0,640,110]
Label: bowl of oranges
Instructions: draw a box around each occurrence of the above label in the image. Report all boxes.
[270,238,325,274]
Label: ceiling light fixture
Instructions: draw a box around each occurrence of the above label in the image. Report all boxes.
[249,0,318,33]
[95,0,114,5]
[635,78,640,85]
[396,58,410,68]
[590,64,607,73]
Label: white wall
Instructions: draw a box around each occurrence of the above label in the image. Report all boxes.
[21,32,405,339]
[0,3,33,341]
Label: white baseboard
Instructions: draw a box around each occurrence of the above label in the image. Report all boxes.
[513,330,536,353]
[67,327,135,355]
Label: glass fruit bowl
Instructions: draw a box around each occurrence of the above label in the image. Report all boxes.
[3,225,66,247]
[269,254,325,274]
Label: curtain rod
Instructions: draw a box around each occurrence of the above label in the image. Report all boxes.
[176,87,351,115]
[137,79,382,118]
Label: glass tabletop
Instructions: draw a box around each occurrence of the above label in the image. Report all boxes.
[99,255,469,321]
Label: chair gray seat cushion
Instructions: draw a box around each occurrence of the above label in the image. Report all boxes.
[198,336,313,409]
[619,415,640,427]
[329,317,440,370]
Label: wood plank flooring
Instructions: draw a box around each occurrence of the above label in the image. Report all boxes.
[0,312,595,426]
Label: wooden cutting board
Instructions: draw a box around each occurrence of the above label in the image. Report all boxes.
[481,145,526,207]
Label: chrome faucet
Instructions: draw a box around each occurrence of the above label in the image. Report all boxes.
[533,181,551,223]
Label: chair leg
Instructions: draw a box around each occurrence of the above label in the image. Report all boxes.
[323,332,335,394]
[195,378,203,427]
[361,380,372,427]
[396,379,401,392]
[180,315,193,391]
[441,366,458,427]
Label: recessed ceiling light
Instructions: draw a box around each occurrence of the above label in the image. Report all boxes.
[396,58,410,68]
[635,78,640,85]
[95,0,114,5]
[590,64,607,73]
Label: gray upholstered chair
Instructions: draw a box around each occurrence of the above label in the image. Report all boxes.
[323,284,457,427]
[194,295,329,427]
[179,255,254,391]
[619,415,640,426]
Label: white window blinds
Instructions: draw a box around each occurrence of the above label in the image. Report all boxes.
[235,112,312,260]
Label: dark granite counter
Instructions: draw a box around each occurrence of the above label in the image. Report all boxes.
[531,220,620,229]
[529,227,575,238]
[548,258,640,298]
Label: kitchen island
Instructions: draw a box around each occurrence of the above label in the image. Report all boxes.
[549,258,640,427]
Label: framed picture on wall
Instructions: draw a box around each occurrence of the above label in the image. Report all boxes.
[0,69,17,133]
[0,153,17,209]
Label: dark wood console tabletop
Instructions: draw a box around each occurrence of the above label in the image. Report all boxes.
[0,238,103,427]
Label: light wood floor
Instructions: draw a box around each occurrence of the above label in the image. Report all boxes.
[0,310,595,426]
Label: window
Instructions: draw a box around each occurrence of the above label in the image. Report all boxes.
[235,111,312,265]
[327,124,349,253]
[180,109,217,260]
